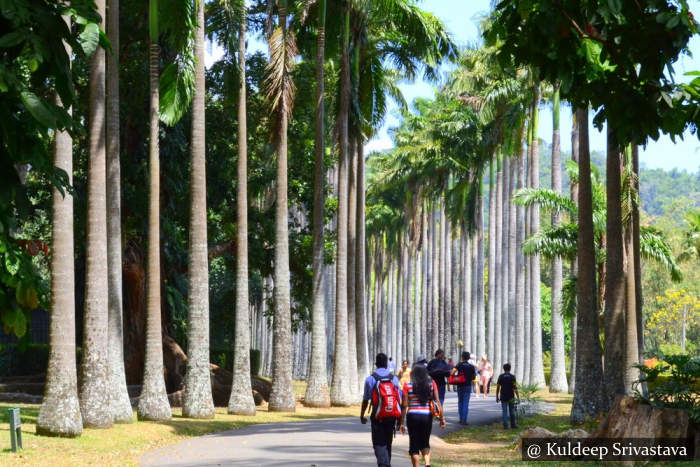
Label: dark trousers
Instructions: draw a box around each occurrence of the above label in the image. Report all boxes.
[371,418,396,466]
[437,383,446,406]
[501,400,517,428]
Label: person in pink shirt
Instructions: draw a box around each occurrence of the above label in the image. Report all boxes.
[478,355,494,398]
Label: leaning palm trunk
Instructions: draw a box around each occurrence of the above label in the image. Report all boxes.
[229,5,256,415]
[138,3,171,421]
[571,107,605,424]
[549,85,568,393]
[183,0,215,418]
[80,0,113,429]
[330,6,353,406]
[37,18,82,436]
[105,0,132,424]
[305,0,330,408]
[529,83,546,389]
[268,1,297,412]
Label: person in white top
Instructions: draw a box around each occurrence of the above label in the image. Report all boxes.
[478,355,494,398]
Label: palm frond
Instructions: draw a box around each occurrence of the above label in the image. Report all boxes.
[640,226,683,282]
[522,223,578,261]
[264,25,298,118]
[512,187,578,215]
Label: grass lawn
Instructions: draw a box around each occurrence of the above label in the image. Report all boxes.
[433,390,589,466]
[0,381,358,467]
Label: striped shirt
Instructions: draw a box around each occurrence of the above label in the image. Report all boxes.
[403,381,438,415]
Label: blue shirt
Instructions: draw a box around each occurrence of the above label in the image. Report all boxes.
[362,367,402,402]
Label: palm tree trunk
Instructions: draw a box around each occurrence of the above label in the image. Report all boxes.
[104,0,132,424]
[37,18,82,436]
[632,144,645,393]
[305,0,330,408]
[515,121,527,383]
[496,153,505,369]
[431,207,439,352]
[463,229,471,350]
[529,83,546,389]
[229,6,256,415]
[80,0,113,429]
[507,148,517,371]
[444,206,452,356]
[450,231,459,360]
[569,109,580,394]
[356,142,369,386]
[623,147,639,393]
[549,85,568,393]
[183,0,215,418]
[330,5,352,406]
[138,1,171,421]
[421,205,428,353]
[470,230,477,353]
[347,136,359,394]
[488,155,497,364]
[571,107,606,424]
[438,199,446,351]
[603,126,626,407]
[477,181,486,358]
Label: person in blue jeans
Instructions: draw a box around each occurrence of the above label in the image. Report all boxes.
[496,363,520,429]
[451,351,476,425]
[427,349,451,406]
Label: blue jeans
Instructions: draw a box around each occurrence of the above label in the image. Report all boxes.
[501,400,517,428]
[457,385,471,423]
[437,383,446,407]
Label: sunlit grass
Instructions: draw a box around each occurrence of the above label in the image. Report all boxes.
[0,385,357,467]
[434,390,578,466]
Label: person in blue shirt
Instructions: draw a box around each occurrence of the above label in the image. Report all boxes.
[361,353,402,467]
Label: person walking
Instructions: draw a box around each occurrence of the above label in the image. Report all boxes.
[388,357,396,374]
[426,349,451,406]
[478,355,493,398]
[446,357,455,392]
[451,351,476,425]
[398,360,411,386]
[496,363,520,429]
[361,353,402,466]
[414,354,428,368]
[398,364,445,467]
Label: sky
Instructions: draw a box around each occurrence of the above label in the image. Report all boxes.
[207,0,700,173]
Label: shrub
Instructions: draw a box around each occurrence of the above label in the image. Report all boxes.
[634,354,700,423]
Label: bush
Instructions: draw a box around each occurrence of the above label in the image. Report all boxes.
[634,354,700,423]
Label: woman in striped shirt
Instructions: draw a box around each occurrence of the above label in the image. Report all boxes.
[398,364,445,467]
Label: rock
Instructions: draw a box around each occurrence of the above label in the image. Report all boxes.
[593,395,699,440]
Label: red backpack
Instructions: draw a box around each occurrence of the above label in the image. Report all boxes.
[371,372,401,420]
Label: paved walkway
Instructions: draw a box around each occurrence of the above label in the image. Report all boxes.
[141,391,503,467]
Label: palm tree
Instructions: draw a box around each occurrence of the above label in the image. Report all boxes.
[330,2,353,407]
[487,156,497,363]
[37,15,82,437]
[304,0,331,409]
[570,107,605,424]
[548,84,568,393]
[603,126,625,407]
[105,0,133,424]
[347,136,359,393]
[265,0,299,412]
[183,0,215,419]
[355,142,370,387]
[80,0,113,429]
[228,0,256,416]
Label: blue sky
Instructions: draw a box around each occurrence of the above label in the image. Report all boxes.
[207,0,700,173]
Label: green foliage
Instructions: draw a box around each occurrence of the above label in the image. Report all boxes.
[634,355,700,423]
[486,0,698,144]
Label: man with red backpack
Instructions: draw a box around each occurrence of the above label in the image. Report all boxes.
[360,353,402,467]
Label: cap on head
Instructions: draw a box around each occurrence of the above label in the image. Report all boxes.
[416,354,427,363]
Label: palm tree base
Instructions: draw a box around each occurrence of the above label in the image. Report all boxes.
[137,396,172,422]
[37,394,83,438]
[227,392,256,416]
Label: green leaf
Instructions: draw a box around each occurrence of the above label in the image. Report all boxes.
[4,253,20,276]
[20,90,57,128]
[667,15,680,29]
[0,30,27,48]
[13,311,26,338]
[607,0,622,15]
[79,22,100,57]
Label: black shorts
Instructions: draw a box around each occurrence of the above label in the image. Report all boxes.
[406,413,432,455]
